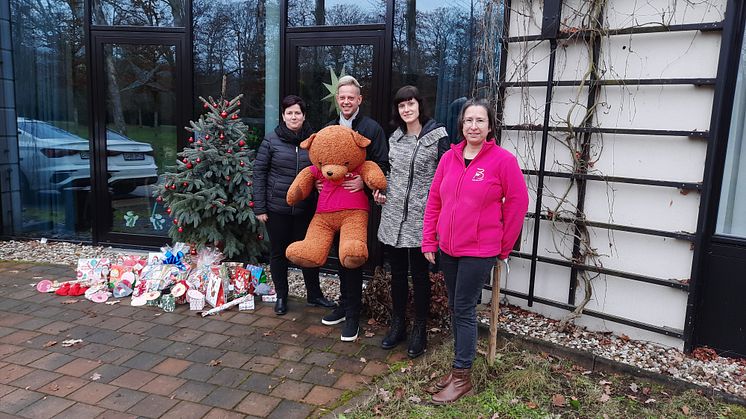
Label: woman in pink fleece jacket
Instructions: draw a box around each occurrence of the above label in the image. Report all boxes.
[422,99,529,404]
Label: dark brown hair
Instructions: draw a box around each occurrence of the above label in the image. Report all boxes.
[457,98,497,141]
[281,95,307,115]
[391,85,430,131]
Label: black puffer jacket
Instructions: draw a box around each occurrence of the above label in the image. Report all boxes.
[253,123,316,216]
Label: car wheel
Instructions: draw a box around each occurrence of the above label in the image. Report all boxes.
[112,183,138,195]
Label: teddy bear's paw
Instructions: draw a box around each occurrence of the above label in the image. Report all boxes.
[339,240,368,269]
[286,242,327,268]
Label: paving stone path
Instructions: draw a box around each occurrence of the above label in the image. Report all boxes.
[0,262,411,418]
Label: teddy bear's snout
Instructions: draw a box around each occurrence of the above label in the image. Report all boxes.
[321,164,348,182]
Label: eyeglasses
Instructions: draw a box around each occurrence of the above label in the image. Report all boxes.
[463,118,488,127]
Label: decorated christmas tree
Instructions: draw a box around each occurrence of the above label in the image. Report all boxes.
[153,93,266,260]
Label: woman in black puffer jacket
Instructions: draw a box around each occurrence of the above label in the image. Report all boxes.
[254,95,337,315]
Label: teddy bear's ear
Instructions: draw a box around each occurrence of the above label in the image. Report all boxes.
[300,133,316,150]
[352,131,371,148]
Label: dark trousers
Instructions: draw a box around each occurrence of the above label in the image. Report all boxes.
[387,245,430,321]
[440,252,495,369]
[266,211,322,300]
[338,266,362,319]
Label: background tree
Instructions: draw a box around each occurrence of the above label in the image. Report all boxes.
[153,93,266,260]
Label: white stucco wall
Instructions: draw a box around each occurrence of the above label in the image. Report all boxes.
[498,0,728,349]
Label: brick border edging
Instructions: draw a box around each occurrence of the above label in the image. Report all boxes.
[482,325,746,407]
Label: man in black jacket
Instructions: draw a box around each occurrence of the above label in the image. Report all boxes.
[321,75,389,342]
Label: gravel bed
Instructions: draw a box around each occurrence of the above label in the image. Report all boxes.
[0,239,743,399]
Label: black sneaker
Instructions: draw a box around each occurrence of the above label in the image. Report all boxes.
[341,317,359,342]
[321,306,346,325]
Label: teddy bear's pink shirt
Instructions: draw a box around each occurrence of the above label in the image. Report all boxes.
[310,166,370,213]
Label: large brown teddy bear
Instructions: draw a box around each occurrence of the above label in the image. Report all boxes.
[286,125,387,269]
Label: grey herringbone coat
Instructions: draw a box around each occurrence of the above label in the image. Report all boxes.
[377,119,449,247]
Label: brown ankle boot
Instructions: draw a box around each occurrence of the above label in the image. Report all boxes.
[424,370,452,394]
[431,368,472,404]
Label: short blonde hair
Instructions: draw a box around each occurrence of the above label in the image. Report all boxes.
[337,75,362,94]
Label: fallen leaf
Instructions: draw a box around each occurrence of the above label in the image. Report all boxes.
[43,341,57,348]
[364,330,375,338]
[49,384,59,391]
[90,373,101,381]
[551,394,566,407]
[394,387,405,400]
[642,387,651,396]
[61,339,83,347]
[327,368,335,374]
[429,371,439,379]
[263,330,274,337]
[526,401,538,409]
[367,318,378,326]
[61,299,79,304]
[682,405,690,415]
[619,334,630,342]
[408,395,421,403]
[599,380,612,386]
[207,359,222,367]
[644,398,657,404]
[598,393,610,403]
[378,388,391,402]
[629,383,639,393]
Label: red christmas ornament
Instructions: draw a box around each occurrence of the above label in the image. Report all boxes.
[226,176,231,181]
[224,100,230,106]
[186,163,193,169]
[240,161,245,167]
[156,196,163,202]
[220,111,228,118]
[166,207,172,214]
[236,101,241,106]
[199,147,204,151]
[196,158,201,163]
[205,134,211,140]
[231,114,239,120]
[182,182,188,187]
[219,133,225,140]
[249,201,254,208]
[247,181,252,186]
[178,226,183,233]
[188,136,194,143]
[173,219,179,225]
[170,184,176,190]
[190,248,197,255]
[227,149,232,154]
[182,158,188,163]
[257,234,264,240]
[196,140,202,145]
[203,102,209,109]
[238,140,246,147]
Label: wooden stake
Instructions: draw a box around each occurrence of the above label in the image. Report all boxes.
[488,260,502,365]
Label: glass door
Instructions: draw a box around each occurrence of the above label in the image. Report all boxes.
[285,32,387,129]
[91,34,188,245]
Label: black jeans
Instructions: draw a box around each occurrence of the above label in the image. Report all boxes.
[387,245,430,321]
[440,252,495,369]
[338,265,362,319]
[266,211,322,300]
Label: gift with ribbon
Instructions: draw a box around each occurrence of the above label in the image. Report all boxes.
[161,243,189,271]
[186,247,224,294]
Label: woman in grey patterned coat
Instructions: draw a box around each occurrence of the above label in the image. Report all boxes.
[373,86,449,358]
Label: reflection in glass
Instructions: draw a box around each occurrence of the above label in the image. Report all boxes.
[296,45,375,129]
[716,29,746,238]
[92,0,186,27]
[193,0,272,147]
[392,0,500,143]
[288,0,385,26]
[10,0,91,239]
[103,44,175,235]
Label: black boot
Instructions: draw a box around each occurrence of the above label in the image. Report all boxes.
[381,316,407,349]
[274,297,288,315]
[341,315,359,342]
[407,320,427,358]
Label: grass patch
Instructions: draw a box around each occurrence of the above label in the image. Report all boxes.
[343,340,746,418]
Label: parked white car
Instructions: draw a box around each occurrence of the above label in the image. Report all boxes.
[17,118,159,195]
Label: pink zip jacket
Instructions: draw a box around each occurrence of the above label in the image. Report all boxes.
[422,139,529,259]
